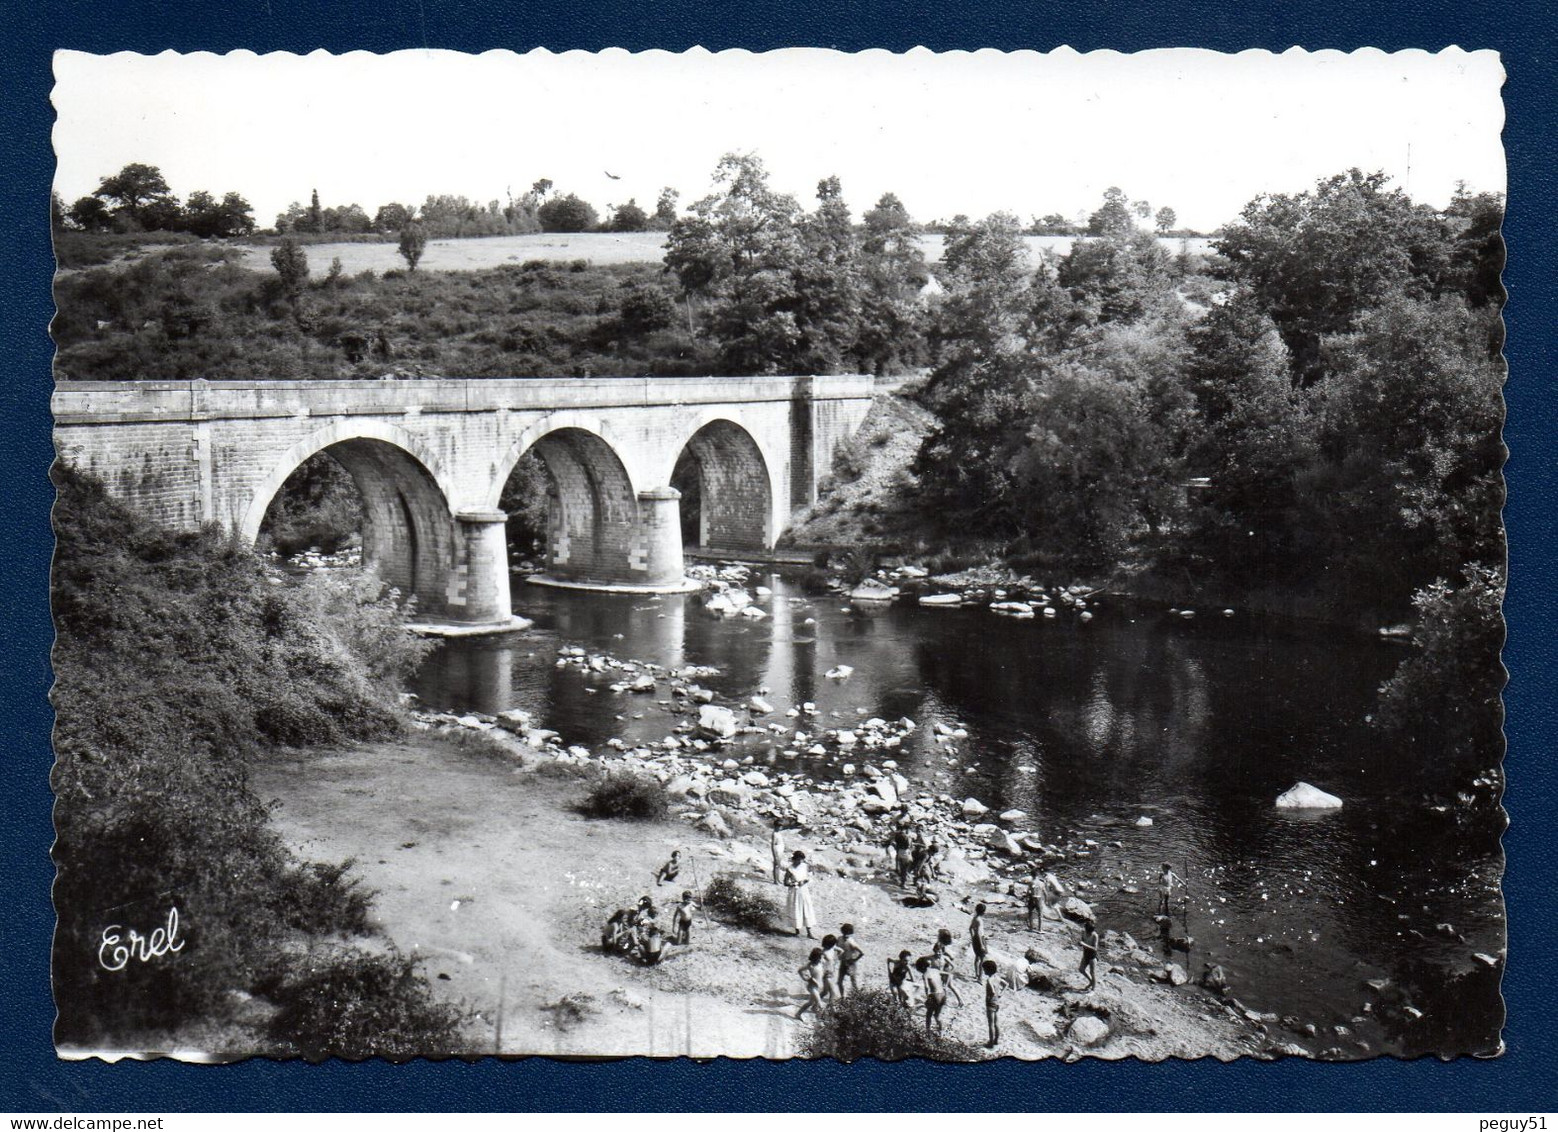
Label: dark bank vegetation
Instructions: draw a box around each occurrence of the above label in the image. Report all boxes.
[50,464,466,1055]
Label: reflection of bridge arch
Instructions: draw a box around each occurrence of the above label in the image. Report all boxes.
[670,417,775,552]
[241,420,456,612]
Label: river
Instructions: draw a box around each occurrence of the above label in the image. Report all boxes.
[409,571,1505,1058]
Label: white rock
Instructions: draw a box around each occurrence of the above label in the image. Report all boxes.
[836,730,857,746]
[741,770,771,787]
[998,809,1027,824]
[748,696,775,715]
[707,782,748,806]
[1069,1015,1109,1046]
[1135,816,1154,827]
[697,705,739,740]
[871,779,899,806]
[961,797,989,817]
[919,593,963,606]
[1022,1016,1059,1042]
[825,665,855,680]
[1275,782,1344,810]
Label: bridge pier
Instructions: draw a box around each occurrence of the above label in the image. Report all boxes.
[636,487,687,588]
[438,508,517,629]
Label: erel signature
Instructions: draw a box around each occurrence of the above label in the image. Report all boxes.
[98,907,185,971]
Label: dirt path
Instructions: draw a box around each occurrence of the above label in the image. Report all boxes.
[254,736,1257,1060]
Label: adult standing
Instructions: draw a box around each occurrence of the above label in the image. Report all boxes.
[783,850,817,938]
[770,823,788,885]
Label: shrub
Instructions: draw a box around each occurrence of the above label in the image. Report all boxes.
[798,988,982,1062]
[578,772,669,821]
[830,436,866,484]
[265,950,470,1060]
[703,874,780,932]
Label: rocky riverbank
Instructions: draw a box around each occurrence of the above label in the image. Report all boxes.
[377,584,1338,1060]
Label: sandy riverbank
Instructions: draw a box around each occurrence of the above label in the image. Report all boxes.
[252,723,1269,1060]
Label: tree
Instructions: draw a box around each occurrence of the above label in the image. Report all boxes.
[307,189,324,234]
[1179,295,1314,576]
[536,193,599,233]
[68,195,113,232]
[1214,169,1453,381]
[94,163,174,227]
[183,190,255,238]
[1087,187,1134,238]
[397,223,428,272]
[1155,206,1177,234]
[856,192,929,375]
[373,202,414,233]
[1374,563,1505,769]
[51,191,68,231]
[606,198,649,232]
[1055,227,1176,325]
[1133,199,1152,220]
[1306,293,1504,606]
[651,187,680,229]
[530,178,554,202]
[271,238,310,297]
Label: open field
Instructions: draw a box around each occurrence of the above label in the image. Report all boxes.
[229,232,1216,276]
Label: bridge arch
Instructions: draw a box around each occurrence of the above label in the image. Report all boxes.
[241,419,457,612]
[669,416,775,552]
[495,421,647,585]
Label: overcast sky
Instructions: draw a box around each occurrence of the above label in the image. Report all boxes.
[52,47,1505,234]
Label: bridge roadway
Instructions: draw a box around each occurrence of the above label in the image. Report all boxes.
[52,375,875,629]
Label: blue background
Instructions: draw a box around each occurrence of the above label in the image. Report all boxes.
[3,1,1553,1113]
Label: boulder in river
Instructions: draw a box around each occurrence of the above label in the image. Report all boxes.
[748,696,775,715]
[850,579,899,603]
[825,665,855,680]
[961,797,990,817]
[697,705,739,740]
[1275,781,1344,810]
[1134,815,1154,827]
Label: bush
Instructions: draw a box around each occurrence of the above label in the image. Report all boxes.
[578,772,669,820]
[703,874,780,932]
[798,988,982,1062]
[265,950,470,1060]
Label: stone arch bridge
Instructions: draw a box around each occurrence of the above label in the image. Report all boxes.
[53,376,875,629]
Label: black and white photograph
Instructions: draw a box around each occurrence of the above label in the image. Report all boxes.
[48,47,1507,1063]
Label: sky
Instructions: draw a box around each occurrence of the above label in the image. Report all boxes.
[52,47,1505,234]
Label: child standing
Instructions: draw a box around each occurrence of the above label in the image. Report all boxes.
[888,949,915,1010]
[796,948,826,1019]
[818,934,841,1003]
[836,923,864,996]
[917,956,947,1034]
[671,890,695,945]
[982,958,1003,1048]
[969,902,989,977]
[1079,919,1100,991]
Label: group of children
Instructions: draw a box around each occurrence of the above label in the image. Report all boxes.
[601,890,698,966]
[880,910,1010,1047]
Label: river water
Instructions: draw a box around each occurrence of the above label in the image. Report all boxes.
[410,572,1505,1058]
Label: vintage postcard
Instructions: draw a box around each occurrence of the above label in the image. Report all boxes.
[48,47,1506,1062]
